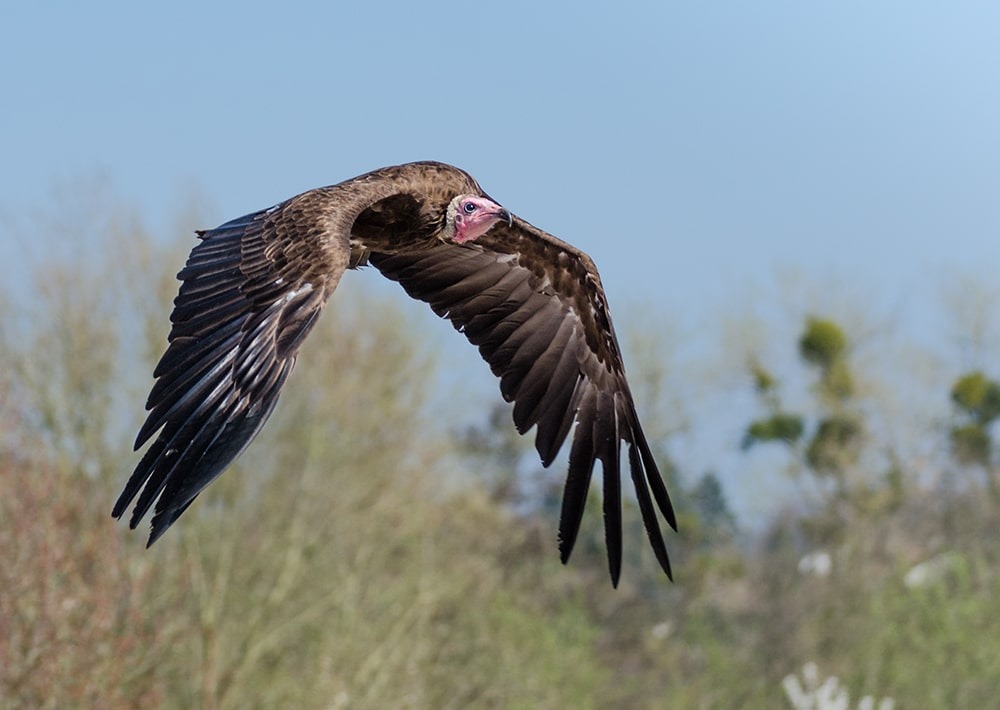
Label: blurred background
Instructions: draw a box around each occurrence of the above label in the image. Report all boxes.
[2,1,999,707]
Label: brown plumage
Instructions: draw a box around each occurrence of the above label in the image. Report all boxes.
[112,161,677,586]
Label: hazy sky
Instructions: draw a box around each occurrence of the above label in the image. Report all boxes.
[3,2,999,519]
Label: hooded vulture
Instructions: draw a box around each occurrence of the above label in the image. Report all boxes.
[112,161,676,586]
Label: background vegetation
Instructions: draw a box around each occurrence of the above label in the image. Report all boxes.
[2,191,998,708]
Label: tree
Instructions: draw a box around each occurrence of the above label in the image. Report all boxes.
[948,370,1000,494]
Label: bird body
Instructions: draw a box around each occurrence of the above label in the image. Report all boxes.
[113,161,676,585]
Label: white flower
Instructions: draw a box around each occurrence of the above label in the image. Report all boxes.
[782,662,894,710]
[798,551,833,578]
[650,620,673,641]
[903,552,960,589]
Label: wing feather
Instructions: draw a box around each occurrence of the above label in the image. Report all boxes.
[450,269,533,322]
[151,321,243,384]
[136,339,240,449]
[169,287,246,323]
[533,351,584,466]
[495,302,558,400]
[557,386,598,564]
[627,439,673,578]
[430,262,512,313]
[596,391,623,585]
[511,315,575,433]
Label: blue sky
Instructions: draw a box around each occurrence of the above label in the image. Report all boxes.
[3,2,999,519]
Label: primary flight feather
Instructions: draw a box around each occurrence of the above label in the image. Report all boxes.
[112,161,677,586]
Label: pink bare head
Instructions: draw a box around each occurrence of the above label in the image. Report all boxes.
[444,194,512,244]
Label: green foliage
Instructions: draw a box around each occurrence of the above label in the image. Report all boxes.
[951,371,1000,423]
[798,317,855,404]
[798,317,848,370]
[744,413,805,449]
[746,315,869,505]
[747,500,1000,708]
[947,372,1000,470]
[861,558,1000,707]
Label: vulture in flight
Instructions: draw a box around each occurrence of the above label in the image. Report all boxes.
[112,161,676,586]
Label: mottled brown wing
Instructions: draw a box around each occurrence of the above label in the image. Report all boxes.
[369,218,676,585]
[112,201,347,545]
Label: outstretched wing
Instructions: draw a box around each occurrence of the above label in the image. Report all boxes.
[369,217,676,585]
[112,197,349,545]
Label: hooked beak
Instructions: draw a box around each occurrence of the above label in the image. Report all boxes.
[496,207,513,227]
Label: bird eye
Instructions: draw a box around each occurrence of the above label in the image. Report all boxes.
[463,201,477,214]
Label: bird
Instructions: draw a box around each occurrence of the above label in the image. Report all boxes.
[112,161,677,586]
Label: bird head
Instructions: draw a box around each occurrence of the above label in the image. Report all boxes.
[443,194,512,244]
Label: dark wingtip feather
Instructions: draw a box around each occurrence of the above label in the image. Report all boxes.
[146,496,196,547]
[637,432,678,532]
[145,518,172,547]
[627,442,674,581]
[599,394,623,588]
[112,464,153,521]
[557,391,598,565]
[145,523,167,548]
[604,476,623,587]
[110,494,130,521]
